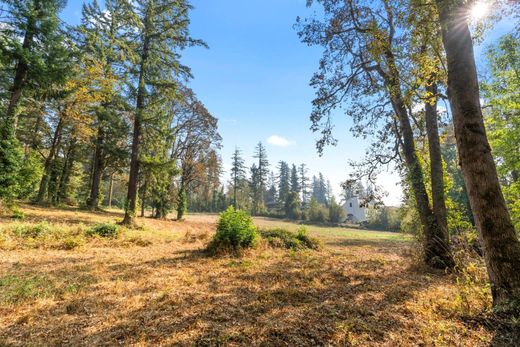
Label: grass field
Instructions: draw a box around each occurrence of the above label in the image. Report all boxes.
[0,205,512,346]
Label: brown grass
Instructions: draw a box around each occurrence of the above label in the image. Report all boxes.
[0,205,513,346]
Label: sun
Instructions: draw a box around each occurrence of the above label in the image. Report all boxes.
[470,1,489,21]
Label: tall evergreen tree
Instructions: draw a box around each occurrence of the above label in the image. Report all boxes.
[0,0,69,201]
[277,161,290,209]
[79,0,134,210]
[290,164,300,193]
[122,0,205,225]
[230,147,246,209]
[250,141,269,214]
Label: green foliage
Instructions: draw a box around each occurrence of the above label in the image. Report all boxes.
[366,206,401,232]
[328,197,345,224]
[208,206,258,254]
[0,135,23,202]
[11,209,25,220]
[307,197,329,223]
[14,222,51,238]
[284,191,301,220]
[259,226,321,251]
[17,151,44,199]
[86,223,120,238]
[482,34,520,231]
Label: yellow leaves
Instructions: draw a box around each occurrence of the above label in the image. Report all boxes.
[59,60,120,140]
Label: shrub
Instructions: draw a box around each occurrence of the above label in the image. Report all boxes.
[14,222,51,238]
[259,227,321,251]
[60,236,85,250]
[307,199,329,223]
[11,210,24,220]
[86,223,120,238]
[207,206,257,254]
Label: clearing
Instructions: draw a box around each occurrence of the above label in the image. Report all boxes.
[0,205,505,346]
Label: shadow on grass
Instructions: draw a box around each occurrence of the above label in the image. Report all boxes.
[1,246,443,346]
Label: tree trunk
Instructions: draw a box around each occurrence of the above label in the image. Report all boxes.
[36,117,64,203]
[382,49,454,269]
[5,10,37,133]
[87,127,105,210]
[108,173,114,209]
[435,0,520,305]
[140,180,147,217]
[425,82,450,245]
[177,182,187,220]
[122,26,150,225]
[57,138,77,204]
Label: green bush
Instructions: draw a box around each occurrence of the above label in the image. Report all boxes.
[260,227,321,251]
[14,222,51,238]
[307,198,329,223]
[208,206,258,254]
[11,210,25,220]
[86,223,120,238]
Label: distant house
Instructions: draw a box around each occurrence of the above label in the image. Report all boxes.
[342,196,367,223]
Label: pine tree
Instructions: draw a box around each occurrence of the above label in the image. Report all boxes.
[79,0,134,210]
[299,163,310,207]
[290,164,300,193]
[277,161,290,209]
[122,0,205,225]
[251,142,269,214]
[0,0,69,202]
[230,147,246,209]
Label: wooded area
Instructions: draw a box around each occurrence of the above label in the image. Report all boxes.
[1,0,520,345]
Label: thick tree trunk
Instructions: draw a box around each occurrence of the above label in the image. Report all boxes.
[5,12,37,133]
[382,49,454,269]
[393,96,453,268]
[87,127,105,210]
[435,0,520,305]
[425,82,450,244]
[36,117,64,203]
[177,182,187,220]
[122,31,150,225]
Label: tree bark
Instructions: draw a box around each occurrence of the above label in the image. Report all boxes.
[87,127,105,210]
[5,5,38,133]
[108,173,114,209]
[382,49,454,269]
[425,82,450,246]
[122,13,151,225]
[57,137,77,204]
[435,0,520,305]
[36,116,64,203]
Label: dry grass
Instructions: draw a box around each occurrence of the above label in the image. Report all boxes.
[0,205,513,346]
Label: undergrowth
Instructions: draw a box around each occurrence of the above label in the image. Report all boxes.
[0,221,150,250]
[259,227,322,251]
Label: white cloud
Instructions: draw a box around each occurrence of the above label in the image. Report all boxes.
[267,135,293,147]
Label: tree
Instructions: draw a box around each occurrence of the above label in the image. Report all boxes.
[230,147,246,209]
[299,163,310,207]
[285,191,301,220]
[435,0,520,305]
[121,0,205,225]
[251,142,269,214]
[328,196,345,223]
[298,0,453,269]
[79,0,134,210]
[482,34,520,230]
[0,0,69,202]
[290,164,300,193]
[277,161,290,209]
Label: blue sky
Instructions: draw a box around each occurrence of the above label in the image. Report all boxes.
[61,0,515,206]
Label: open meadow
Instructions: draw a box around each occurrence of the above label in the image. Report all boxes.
[0,205,513,346]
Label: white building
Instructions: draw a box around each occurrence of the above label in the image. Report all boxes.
[342,196,367,223]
